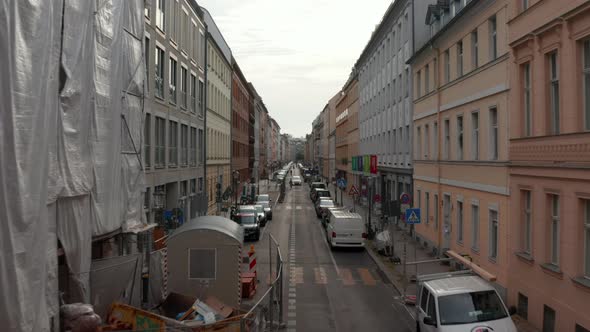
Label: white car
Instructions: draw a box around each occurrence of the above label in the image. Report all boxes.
[291,176,302,185]
[416,275,517,332]
[325,210,365,249]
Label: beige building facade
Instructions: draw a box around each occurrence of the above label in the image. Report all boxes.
[409,0,511,298]
[202,9,231,215]
[335,72,360,194]
[507,0,590,330]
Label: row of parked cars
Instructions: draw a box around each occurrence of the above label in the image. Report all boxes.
[308,182,365,250]
[230,194,273,241]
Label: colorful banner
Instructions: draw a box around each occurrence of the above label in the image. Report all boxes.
[363,155,370,174]
[370,155,377,174]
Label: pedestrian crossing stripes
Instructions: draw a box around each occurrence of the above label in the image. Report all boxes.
[286,266,379,287]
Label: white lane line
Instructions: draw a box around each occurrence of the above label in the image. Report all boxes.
[288,299,296,304]
[296,206,302,210]
[288,312,296,318]
[317,220,340,275]
[288,320,296,327]
[287,206,292,210]
[288,305,296,310]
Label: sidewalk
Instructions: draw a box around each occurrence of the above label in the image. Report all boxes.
[337,188,540,332]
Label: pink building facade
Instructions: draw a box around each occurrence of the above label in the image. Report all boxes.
[409,0,511,298]
[507,0,590,330]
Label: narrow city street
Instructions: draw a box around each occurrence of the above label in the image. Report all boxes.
[250,169,415,332]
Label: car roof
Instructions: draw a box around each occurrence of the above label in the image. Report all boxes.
[239,205,257,209]
[331,211,362,219]
[236,212,256,217]
[319,200,334,205]
[424,276,494,297]
[314,188,329,192]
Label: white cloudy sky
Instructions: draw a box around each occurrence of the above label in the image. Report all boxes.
[199,0,392,138]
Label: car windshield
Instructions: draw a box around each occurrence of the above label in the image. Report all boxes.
[438,290,508,325]
[317,191,330,197]
[239,207,256,214]
[257,195,269,202]
[257,201,269,208]
[235,215,257,225]
[293,176,300,180]
[320,201,334,207]
[254,205,264,213]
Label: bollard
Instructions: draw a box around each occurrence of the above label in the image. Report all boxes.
[248,245,257,278]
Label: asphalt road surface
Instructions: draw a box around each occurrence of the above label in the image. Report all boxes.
[251,167,416,332]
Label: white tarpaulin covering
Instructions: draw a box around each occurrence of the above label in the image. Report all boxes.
[0,0,145,330]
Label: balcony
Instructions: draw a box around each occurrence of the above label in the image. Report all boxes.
[510,132,590,165]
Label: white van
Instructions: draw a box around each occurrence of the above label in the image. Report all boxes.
[324,211,365,249]
[416,275,517,332]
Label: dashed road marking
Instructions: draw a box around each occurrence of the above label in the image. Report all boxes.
[314,267,328,284]
[358,268,377,286]
[296,206,302,210]
[338,268,355,286]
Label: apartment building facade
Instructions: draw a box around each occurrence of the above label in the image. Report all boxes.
[231,60,251,191]
[335,71,360,193]
[357,0,433,211]
[202,8,232,215]
[143,0,208,224]
[409,0,511,298]
[506,0,590,330]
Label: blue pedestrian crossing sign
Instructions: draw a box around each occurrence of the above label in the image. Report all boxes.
[337,178,347,189]
[405,208,421,224]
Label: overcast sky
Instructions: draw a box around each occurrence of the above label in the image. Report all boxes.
[199,0,392,138]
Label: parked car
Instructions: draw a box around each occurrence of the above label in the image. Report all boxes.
[291,176,302,186]
[232,212,260,241]
[321,206,349,228]
[256,200,272,221]
[416,275,517,332]
[309,182,326,194]
[311,188,331,202]
[256,194,270,202]
[324,210,365,249]
[315,199,335,218]
[238,204,267,227]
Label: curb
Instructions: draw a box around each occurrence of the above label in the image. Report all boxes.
[365,244,403,296]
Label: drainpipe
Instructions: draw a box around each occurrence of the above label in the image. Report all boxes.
[434,43,443,255]
[203,25,209,215]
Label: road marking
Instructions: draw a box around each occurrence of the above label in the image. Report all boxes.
[358,268,377,286]
[287,206,292,210]
[288,299,296,304]
[288,305,296,311]
[314,267,328,284]
[338,268,355,286]
[288,292,297,298]
[316,220,340,275]
[288,312,296,318]
[296,206,302,210]
[289,267,304,284]
[288,320,296,327]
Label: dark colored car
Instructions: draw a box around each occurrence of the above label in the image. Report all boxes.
[311,188,331,202]
[233,212,260,241]
[315,199,335,218]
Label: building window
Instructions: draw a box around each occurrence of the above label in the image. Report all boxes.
[405,68,409,97]
[155,46,165,99]
[471,30,478,69]
[472,112,479,160]
[434,194,439,229]
[457,41,463,77]
[583,40,590,130]
[180,66,188,109]
[190,74,197,113]
[198,80,204,117]
[190,127,197,166]
[416,126,422,159]
[198,177,203,192]
[523,190,532,254]
[433,122,438,159]
[522,0,529,11]
[426,192,430,224]
[457,200,464,243]
[543,305,556,332]
[169,57,177,104]
[489,209,498,259]
[489,108,498,160]
[523,63,532,136]
[457,115,464,160]
[583,199,590,278]
[548,52,560,134]
[198,129,204,164]
[181,124,188,166]
[417,70,422,98]
[549,194,560,266]
[169,121,178,166]
[155,117,166,167]
[144,114,151,168]
[518,293,528,319]
[424,124,430,159]
[489,16,497,60]
[425,64,430,93]
[443,119,450,160]
[472,204,479,250]
[145,37,150,92]
[155,0,165,32]
[444,49,450,83]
